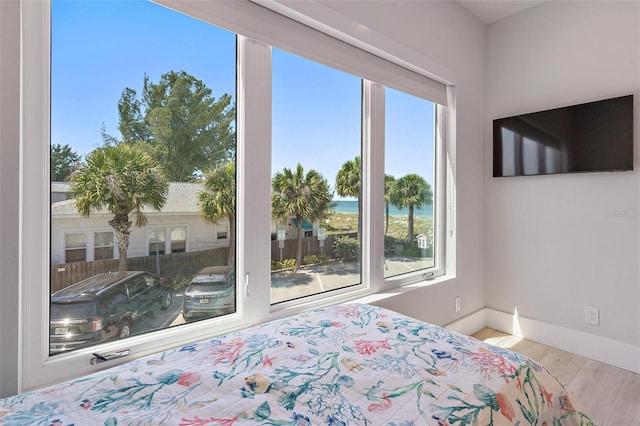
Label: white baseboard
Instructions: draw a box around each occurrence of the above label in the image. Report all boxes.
[443,308,486,335]
[445,308,640,374]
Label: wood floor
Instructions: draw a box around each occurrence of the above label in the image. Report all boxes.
[471,328,640,426]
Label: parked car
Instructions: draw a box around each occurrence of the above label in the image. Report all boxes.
[182,266,235,320]
[49,271,172,355]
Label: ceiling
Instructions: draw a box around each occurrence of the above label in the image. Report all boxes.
[456,0,546,24]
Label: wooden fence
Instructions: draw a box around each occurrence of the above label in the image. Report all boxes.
[51,232,358,293]
[51,248,228,293]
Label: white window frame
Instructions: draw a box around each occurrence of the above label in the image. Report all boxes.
[18,0,455,391]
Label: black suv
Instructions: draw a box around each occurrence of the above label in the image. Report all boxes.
[50,271,172,355]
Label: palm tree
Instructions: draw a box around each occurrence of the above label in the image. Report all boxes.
[384,174,396,236]
[336,156,361,213]
[70,144,168,271]
[199,162,236,267]
[389,174,432,242]
[272,164,333,271]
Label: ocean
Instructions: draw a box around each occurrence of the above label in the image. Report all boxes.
[332,200,433,219]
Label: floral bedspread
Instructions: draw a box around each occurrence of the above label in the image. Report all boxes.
[0,303,592,425]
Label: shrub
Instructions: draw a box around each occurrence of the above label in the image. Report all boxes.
[333,236,359,261]
[384,235,399,252]
[304,254,319,265]
[170,273,192,291]
[303,254,331,265]
[282,258,297,270]
[271,260,282,271]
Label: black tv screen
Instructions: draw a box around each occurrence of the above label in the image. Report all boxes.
[493,95,634,177]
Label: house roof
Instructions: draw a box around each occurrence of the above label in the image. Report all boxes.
[51,182,205,218]
[51,181,71,194]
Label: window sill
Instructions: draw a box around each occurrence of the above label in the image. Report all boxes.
[352,273,455,305]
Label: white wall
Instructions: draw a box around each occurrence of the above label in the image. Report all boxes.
[485,0,640,354]
[320,1,487,325]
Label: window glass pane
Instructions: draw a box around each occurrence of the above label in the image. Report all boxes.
[50,0,236,355]
[94,231,114,260]
[64,249,86,263]
[171,227,186,241]
[149,229,166,256]
[65,233,86,249]
[94,247,114,261]
[149,229,166,243]
[94,231,113,247]
[271,48,362,304]
[384,88,436,278]
[171,227,187,253]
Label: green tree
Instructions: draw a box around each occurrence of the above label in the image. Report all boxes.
[389,174,432,242]
[384,174,396,236]
[272,164,333,272]
[69,145,168,271]
[51,143,81,181]
[117,70,235,181]
[336,156,361,212]
[199,162,236,267]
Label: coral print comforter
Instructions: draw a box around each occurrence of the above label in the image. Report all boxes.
[0,303,592,425]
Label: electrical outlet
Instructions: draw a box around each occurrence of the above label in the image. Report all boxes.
[455,297,461,313]
[585,307,599,325]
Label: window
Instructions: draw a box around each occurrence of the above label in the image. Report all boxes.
[148,226,187,255]
[18,0,451,390]
[47,0,237,360]
[64,231,114,262]
[64,233,86,263]
[215,225,228,241]
[127,276,148,299]
[384,88,436,279]
[270,48,362,305]
[148,229,166,256]
[94,231,114,260]
[170,227,186,253]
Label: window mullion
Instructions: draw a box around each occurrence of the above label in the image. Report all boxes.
[237,35,272,324]
[362,81,385,291]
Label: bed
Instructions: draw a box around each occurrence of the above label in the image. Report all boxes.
[0,303,592,425]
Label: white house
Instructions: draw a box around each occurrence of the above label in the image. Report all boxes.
[50,182,230,264]
[51,182,315,264]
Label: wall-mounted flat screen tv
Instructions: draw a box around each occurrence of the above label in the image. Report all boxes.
[493,94,634,177]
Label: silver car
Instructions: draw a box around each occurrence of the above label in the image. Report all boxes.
[182,266,235,319]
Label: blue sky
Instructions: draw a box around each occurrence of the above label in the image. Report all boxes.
[52,0,434,198]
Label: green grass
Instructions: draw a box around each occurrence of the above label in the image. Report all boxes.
[322,211,433,244]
